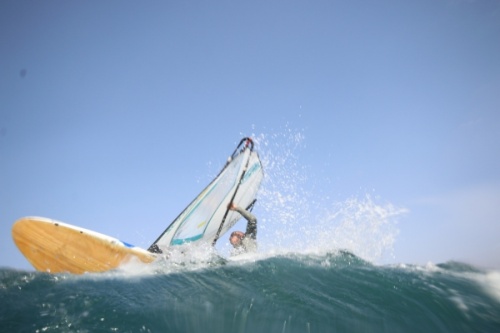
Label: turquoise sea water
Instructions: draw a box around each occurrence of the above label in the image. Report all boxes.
[1,251,499,333]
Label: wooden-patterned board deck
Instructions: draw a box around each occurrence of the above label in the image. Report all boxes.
[12,217,156,274]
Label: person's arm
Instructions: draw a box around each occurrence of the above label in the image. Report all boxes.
[232,206,257,240]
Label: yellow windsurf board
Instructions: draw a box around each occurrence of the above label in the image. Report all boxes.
[12,217,156,274]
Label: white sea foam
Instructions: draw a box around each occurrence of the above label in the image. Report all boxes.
[474,270,500,303]
[101,127,406,275]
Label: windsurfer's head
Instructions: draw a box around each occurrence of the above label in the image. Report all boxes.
[229,231,245,248]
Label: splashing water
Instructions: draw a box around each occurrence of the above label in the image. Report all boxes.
[241,128,407,264]
[4,128,499,333]
[307,195,406,263]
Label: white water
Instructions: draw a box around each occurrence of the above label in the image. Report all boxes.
[217,128,407,264]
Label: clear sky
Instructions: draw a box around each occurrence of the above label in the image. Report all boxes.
[1,0,499,270]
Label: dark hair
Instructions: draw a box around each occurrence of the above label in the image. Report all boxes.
[230,231,245,247]
[230,231,244,239]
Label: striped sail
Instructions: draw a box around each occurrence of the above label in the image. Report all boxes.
[148,138,263,252]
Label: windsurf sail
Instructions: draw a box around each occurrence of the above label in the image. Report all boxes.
[148,137,264,253]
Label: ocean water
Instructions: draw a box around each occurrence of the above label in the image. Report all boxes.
[3,132,499,332]
[1,251,499,333]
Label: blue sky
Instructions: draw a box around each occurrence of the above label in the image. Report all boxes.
[1,0,499,270]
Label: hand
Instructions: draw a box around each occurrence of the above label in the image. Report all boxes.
[228,202,237,210]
